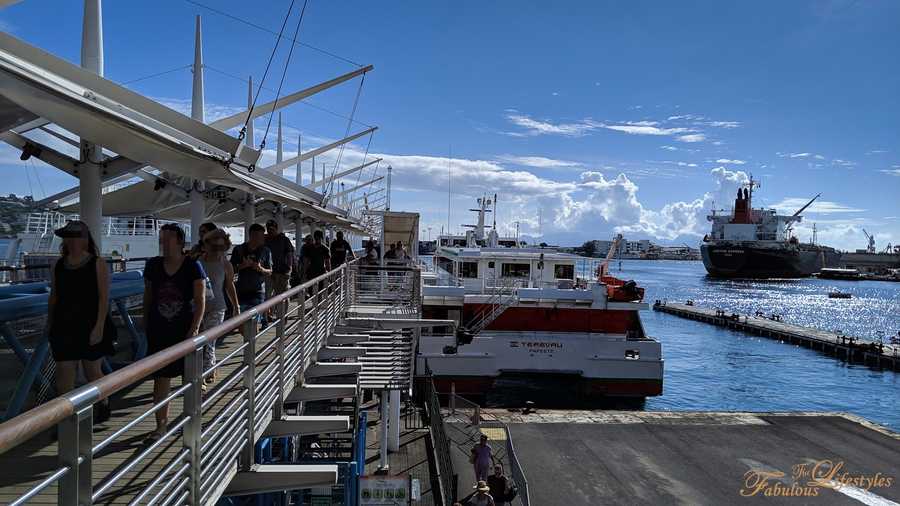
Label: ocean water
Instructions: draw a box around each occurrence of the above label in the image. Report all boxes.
[606,259,900,431]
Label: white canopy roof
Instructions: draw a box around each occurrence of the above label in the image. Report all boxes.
[0,31,370,232]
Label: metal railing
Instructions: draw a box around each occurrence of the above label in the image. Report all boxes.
[23,212,172,238]
[464,277,519,335]
[415,373,456,506]
[0,262,353,505]
[446,391,530,506]
[0,256,153,284]
[348,263,421,316]
[479,418,530,506]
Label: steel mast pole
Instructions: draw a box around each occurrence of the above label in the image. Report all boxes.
[190,15,206,243]
[80,0,103,250]
[244,77,256,238]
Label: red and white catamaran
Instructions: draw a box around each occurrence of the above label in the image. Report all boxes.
[416,196,663,401]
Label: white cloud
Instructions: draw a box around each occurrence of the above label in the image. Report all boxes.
[151,96,244,124]
[866,149,888,155]
[677,134,706,143]
[781,152,825,160]
[599,124,690,136]
[704,121,741,129]
[716,158,746,165]
[880,169,900,177]
[667,114,704,121]
[504,112,595,137]
[502,112,713,143]
[656,160,698,168]
[831,159,856,167]
[660,145,678,151]
[771,198,865,214]
[496,155,581,169]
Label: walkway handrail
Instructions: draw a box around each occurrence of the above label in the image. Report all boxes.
[480,418,530,506]
[0,263,348,455]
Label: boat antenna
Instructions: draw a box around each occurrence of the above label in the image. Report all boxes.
[492,193,497,229]
[447,145,452,235]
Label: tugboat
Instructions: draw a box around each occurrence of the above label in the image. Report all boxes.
[700,178,841,278]
[416,197,663,402]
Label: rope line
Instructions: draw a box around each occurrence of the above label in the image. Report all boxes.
[323,74,366,203]
[259,0,310,152]
[120,64,193,85]
[185,0,364,68]
[204,64,375,129]
[238,0,296,146]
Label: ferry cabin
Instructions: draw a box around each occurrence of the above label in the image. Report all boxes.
[432,246,579,291]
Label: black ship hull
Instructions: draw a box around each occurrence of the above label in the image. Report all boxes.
[700,243,841,279]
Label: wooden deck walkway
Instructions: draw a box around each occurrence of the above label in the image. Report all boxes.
[0,311,289,505]
[654,302,899,371]
[363,404,437,506]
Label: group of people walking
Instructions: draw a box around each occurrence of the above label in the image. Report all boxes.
[458,434,516,506]
[45,218,359,442]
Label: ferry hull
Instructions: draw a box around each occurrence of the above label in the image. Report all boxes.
[418,330,664,401]
[432,375,663,400]
[701,243,840,278]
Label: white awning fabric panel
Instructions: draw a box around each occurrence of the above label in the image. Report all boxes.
[0,32,367,231]
[0,31,260,181]
[59,179,186,216]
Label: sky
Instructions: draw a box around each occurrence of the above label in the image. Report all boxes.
[1,0,898,250]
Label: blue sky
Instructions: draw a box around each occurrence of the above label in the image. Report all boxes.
[1,0,898,249]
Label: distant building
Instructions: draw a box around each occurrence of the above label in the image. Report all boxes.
[582,237,699,260]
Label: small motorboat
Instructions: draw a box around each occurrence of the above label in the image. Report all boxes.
[828,290,852,299]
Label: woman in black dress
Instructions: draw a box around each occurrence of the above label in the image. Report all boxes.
[47,221,115,421]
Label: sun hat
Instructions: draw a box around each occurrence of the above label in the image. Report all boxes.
[54,220,90,239]
[474,480,490,492]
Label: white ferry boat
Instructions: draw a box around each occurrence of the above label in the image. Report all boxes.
[416,197,663,401]
[4,211,172,267]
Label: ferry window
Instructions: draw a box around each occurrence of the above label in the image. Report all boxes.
[554,264,574,279]
[501,263,530,278]
[460,261,479,278]
[435,257,454,274]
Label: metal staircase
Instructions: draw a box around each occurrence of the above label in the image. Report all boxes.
[464,277,520,335]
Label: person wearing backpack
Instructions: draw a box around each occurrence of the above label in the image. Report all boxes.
[487,464,513,506]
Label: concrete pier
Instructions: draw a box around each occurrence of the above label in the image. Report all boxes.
[654,301,899,371]
[472,409,900,506]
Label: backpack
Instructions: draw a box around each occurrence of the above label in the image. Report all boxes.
[505,483,519,502]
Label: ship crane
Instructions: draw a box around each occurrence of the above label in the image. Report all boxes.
[863,229,876,253]
[599,233,623,277]
[785,193,821,237]
[791,193,821,219]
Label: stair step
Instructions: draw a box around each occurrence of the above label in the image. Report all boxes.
[305,362,363,378]
[328,334,370,345]
[224,464,338,496]
[262,415,351,437]
[317,346,368,360]
[285,383,358,403]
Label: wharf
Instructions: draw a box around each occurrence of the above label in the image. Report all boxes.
[654,302,899,371]
[481,409,900,506]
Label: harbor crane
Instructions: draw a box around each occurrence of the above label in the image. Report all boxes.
[863,229,876,253]
[598,233,623,277]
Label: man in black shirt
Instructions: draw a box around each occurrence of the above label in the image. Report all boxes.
[264,219,294,300]
[302,229,331,281]
[230,223,272,311]
[487,464,511,506]
[330,230,355,266]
